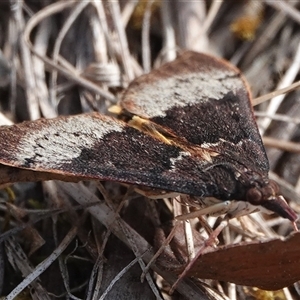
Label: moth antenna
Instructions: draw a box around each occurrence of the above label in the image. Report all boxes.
[176,201,231,220]
[141,221,180,283]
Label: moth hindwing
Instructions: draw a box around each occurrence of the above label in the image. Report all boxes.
[0,51,297,222]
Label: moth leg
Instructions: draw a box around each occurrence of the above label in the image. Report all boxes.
[141,197,191,282]
[140,221,180,283]
[169,218,229,295]
[141,197,197,283]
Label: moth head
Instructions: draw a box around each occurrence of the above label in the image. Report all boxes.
[246,180,298,223]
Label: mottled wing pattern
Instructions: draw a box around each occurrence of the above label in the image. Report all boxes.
[121,51,269,177]
[0,51,271,202]
[0,113,234,198]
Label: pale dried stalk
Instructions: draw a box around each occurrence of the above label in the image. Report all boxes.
[141,0,155,73]
[23,0,116,101]
[263,136,300,153]
[202,0,224,34]
[98,256,157,300]
[253,80,300,106]
[32,18,56,118]
[50,0,90,107]
[160,1,176,61]
[258,38,300,134]
[6,227,78,300]
[121,0,139,27]
[176,0,209,52]
[254,111,300,124]
[109,0,134,81]
[264,0,300,24]
[11,0,40,120]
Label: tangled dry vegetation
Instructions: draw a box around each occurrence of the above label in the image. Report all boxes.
[1,1,300,299]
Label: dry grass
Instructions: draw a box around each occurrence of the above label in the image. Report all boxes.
[1,1,300,299]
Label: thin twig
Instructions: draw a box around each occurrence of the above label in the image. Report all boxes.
[263,136,300,153]
[160,1,176,61]
[202,0,224,34]
[11,0,40,120]
[6,226,78,300]
[264,0,300,24]
[254,111,300,124]
[109,1,134,81]
[258,37,300,134]
[23,1,116,101]
[253,80,300,106]
[141,0,154,73]
[49,0,89,107]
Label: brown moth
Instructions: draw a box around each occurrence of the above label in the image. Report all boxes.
[0,51,297,226]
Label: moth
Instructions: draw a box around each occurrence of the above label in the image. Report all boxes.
[0,51,297,226]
